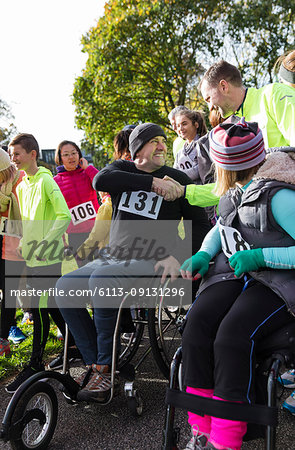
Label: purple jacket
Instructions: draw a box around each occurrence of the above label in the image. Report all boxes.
[54,165,99,234]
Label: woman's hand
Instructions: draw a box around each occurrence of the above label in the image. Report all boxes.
[229,248,266,277]
[79,157,89,170]
[180,251,211,280]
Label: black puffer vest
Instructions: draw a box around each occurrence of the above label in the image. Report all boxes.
[199,178,295,314]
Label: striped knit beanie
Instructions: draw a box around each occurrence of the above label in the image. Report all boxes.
[209,116,266,171]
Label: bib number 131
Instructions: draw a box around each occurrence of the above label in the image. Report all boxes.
[219,224,250,258]
[118,191,163,219]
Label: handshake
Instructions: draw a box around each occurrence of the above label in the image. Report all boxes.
[151,176,185,201]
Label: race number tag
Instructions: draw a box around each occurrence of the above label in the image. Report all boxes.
[177,154,193,171]
[0,217,22,238]
[219,224,250,258]
[70,201,96,226]
[118,191,163,219]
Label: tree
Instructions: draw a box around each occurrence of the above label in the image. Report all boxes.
[80,138,110,170]
[222,0,295,87]
[73,0,226,154]
[0,98,17,146]
[73,0,295,159]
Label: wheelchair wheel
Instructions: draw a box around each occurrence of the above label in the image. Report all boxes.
[9,381,58,450]
[118,308,145,370]
[147,306,187,379]
[127,390,143,417]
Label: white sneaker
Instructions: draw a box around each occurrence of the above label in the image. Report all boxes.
[279,369,295,388]
[282,390,295,415]
[183,428,208,450]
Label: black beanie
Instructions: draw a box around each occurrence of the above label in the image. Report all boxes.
[129,123,167,159]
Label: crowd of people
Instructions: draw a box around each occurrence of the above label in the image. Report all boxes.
[1,49,295,450]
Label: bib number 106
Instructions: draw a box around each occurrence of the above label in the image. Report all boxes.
[71,201,96,225]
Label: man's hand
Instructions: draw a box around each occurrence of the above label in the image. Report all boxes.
[154,255,180,284]
[152,177,184,201]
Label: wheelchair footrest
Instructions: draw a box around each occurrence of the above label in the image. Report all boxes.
[165,388,278,427]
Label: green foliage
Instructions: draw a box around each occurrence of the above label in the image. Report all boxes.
[80,138,110,170]
[73,0,295,159]
[0,98,17,146]
[73,0,224,156]
[222,0,295,87]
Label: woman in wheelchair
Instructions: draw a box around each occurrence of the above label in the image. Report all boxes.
[180,117,295,450]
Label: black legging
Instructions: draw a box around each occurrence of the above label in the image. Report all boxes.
[30,306,73,364]
[26,263,75,366]
[0,260,25,339]
[182,278,294,403]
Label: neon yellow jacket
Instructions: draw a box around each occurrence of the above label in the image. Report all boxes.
[16,167,71,267]
[185,183,219,207]
[236,83,295,149]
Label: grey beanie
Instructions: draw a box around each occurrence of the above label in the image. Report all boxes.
[129,123,167,159]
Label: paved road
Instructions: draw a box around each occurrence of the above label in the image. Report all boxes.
[1,331,295,449]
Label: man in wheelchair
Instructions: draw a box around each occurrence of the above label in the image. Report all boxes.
[55,123,211,402]
[179,118,295,450]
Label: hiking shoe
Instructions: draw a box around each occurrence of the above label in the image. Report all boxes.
[0,338,10,356]
[21,312,34,325]
[47,347,82,370]
[8,326,27,344]
[77,364,119,402]
[282,390,295,415]
[5,364,45,393]
[183,430,208,449]
[279,369,295,389]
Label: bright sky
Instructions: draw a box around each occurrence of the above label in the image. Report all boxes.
[0,0,106,150]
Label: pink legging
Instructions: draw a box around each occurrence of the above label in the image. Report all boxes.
[187,387,247,450]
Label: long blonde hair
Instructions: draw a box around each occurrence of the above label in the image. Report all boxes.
[214,164,262,197]
[0,164,17,184]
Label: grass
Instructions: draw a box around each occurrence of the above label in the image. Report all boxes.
[0,256,79,381]
[0,310,63,381]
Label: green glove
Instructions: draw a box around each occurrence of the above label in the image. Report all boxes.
[228,248,266,278]
[180,251,211,277]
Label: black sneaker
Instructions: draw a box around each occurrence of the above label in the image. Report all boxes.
[5,364,44,394]
[47,348,82,370]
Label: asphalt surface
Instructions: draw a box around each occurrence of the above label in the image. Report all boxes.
[1,330,295,450]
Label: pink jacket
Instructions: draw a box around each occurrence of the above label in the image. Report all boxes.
[54,165,99,234]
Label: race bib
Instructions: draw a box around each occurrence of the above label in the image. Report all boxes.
[118,191,163,219]
[178,154,193,171]
[70,201,96,226]
[219,224,250,258]
[0,217,22,238]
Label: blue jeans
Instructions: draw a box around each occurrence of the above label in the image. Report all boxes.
[55,257,155,365]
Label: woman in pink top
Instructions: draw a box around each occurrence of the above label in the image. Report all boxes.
[54,140,99,254]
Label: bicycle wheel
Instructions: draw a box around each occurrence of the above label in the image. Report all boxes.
[147,305,188,379]
[118,308,145,370]
[9,381,58,450]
